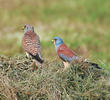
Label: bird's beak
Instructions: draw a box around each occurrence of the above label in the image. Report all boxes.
[52,39,55,44]
[21,26,25,30]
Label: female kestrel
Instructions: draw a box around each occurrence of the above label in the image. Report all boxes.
[22,24,43,70]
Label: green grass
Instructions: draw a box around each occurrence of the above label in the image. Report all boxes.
[0,0,109,66]
[0,1,110,99]
[0,56,110,100]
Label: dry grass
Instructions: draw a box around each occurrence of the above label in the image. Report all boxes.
[0,73,17,100]
[0,56,110,100]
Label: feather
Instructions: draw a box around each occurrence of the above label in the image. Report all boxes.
[30,53,44,64]
[84,61,101,69]
[59,54,78,62]
[57,44,76,58]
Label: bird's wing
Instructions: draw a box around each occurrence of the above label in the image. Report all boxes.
[57,44,78,62]
[22,31,42,60]
[59,54,73,62]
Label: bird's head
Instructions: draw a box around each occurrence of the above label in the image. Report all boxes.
[52,37,63,49]
[22,24,34,33]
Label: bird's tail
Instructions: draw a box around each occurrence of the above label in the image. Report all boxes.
[30,53,44,64]
[84,61,102,69]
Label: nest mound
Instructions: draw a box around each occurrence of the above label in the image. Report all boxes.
[0,56,110,100]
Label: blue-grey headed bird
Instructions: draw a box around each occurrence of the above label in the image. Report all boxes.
[52,37,101,69]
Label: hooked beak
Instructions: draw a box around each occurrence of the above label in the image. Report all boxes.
[21,25,26,30]
[21,26,24,30]
[52,39,55,44]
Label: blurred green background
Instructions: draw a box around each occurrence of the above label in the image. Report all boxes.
[0,0,110,66]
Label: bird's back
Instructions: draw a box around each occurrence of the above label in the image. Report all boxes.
[22,31,41,56]
[57,44,76,58]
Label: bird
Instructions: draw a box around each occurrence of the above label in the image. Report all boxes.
[22,24,43,70]
[52,37,101,70]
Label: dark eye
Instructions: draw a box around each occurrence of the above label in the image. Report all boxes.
[54,39,57,41]
[24,25,26,29]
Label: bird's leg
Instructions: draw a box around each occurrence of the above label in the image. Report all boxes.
[34,63,38,71]
[63,62,70,70]
[26,52,30,59]
[33,60,38,71]
[38,63,42,69]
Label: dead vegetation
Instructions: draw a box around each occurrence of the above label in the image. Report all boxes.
[0,55,110,100]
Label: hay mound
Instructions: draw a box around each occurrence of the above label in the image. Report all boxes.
[0,56,110,100]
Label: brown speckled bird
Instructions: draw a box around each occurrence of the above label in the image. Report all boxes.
[22,24,43,70]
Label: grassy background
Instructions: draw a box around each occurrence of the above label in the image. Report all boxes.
[0,0,110,67]
[0,0,110,69]
[0,0,110,99]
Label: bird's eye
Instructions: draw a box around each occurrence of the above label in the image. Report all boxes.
[54,39,57,41]
[24,25,26,29]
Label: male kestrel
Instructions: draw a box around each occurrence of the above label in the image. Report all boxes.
[52,37,101,70]
[22,24,43,70]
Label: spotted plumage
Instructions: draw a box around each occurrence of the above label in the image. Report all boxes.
[22,24,43,70]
